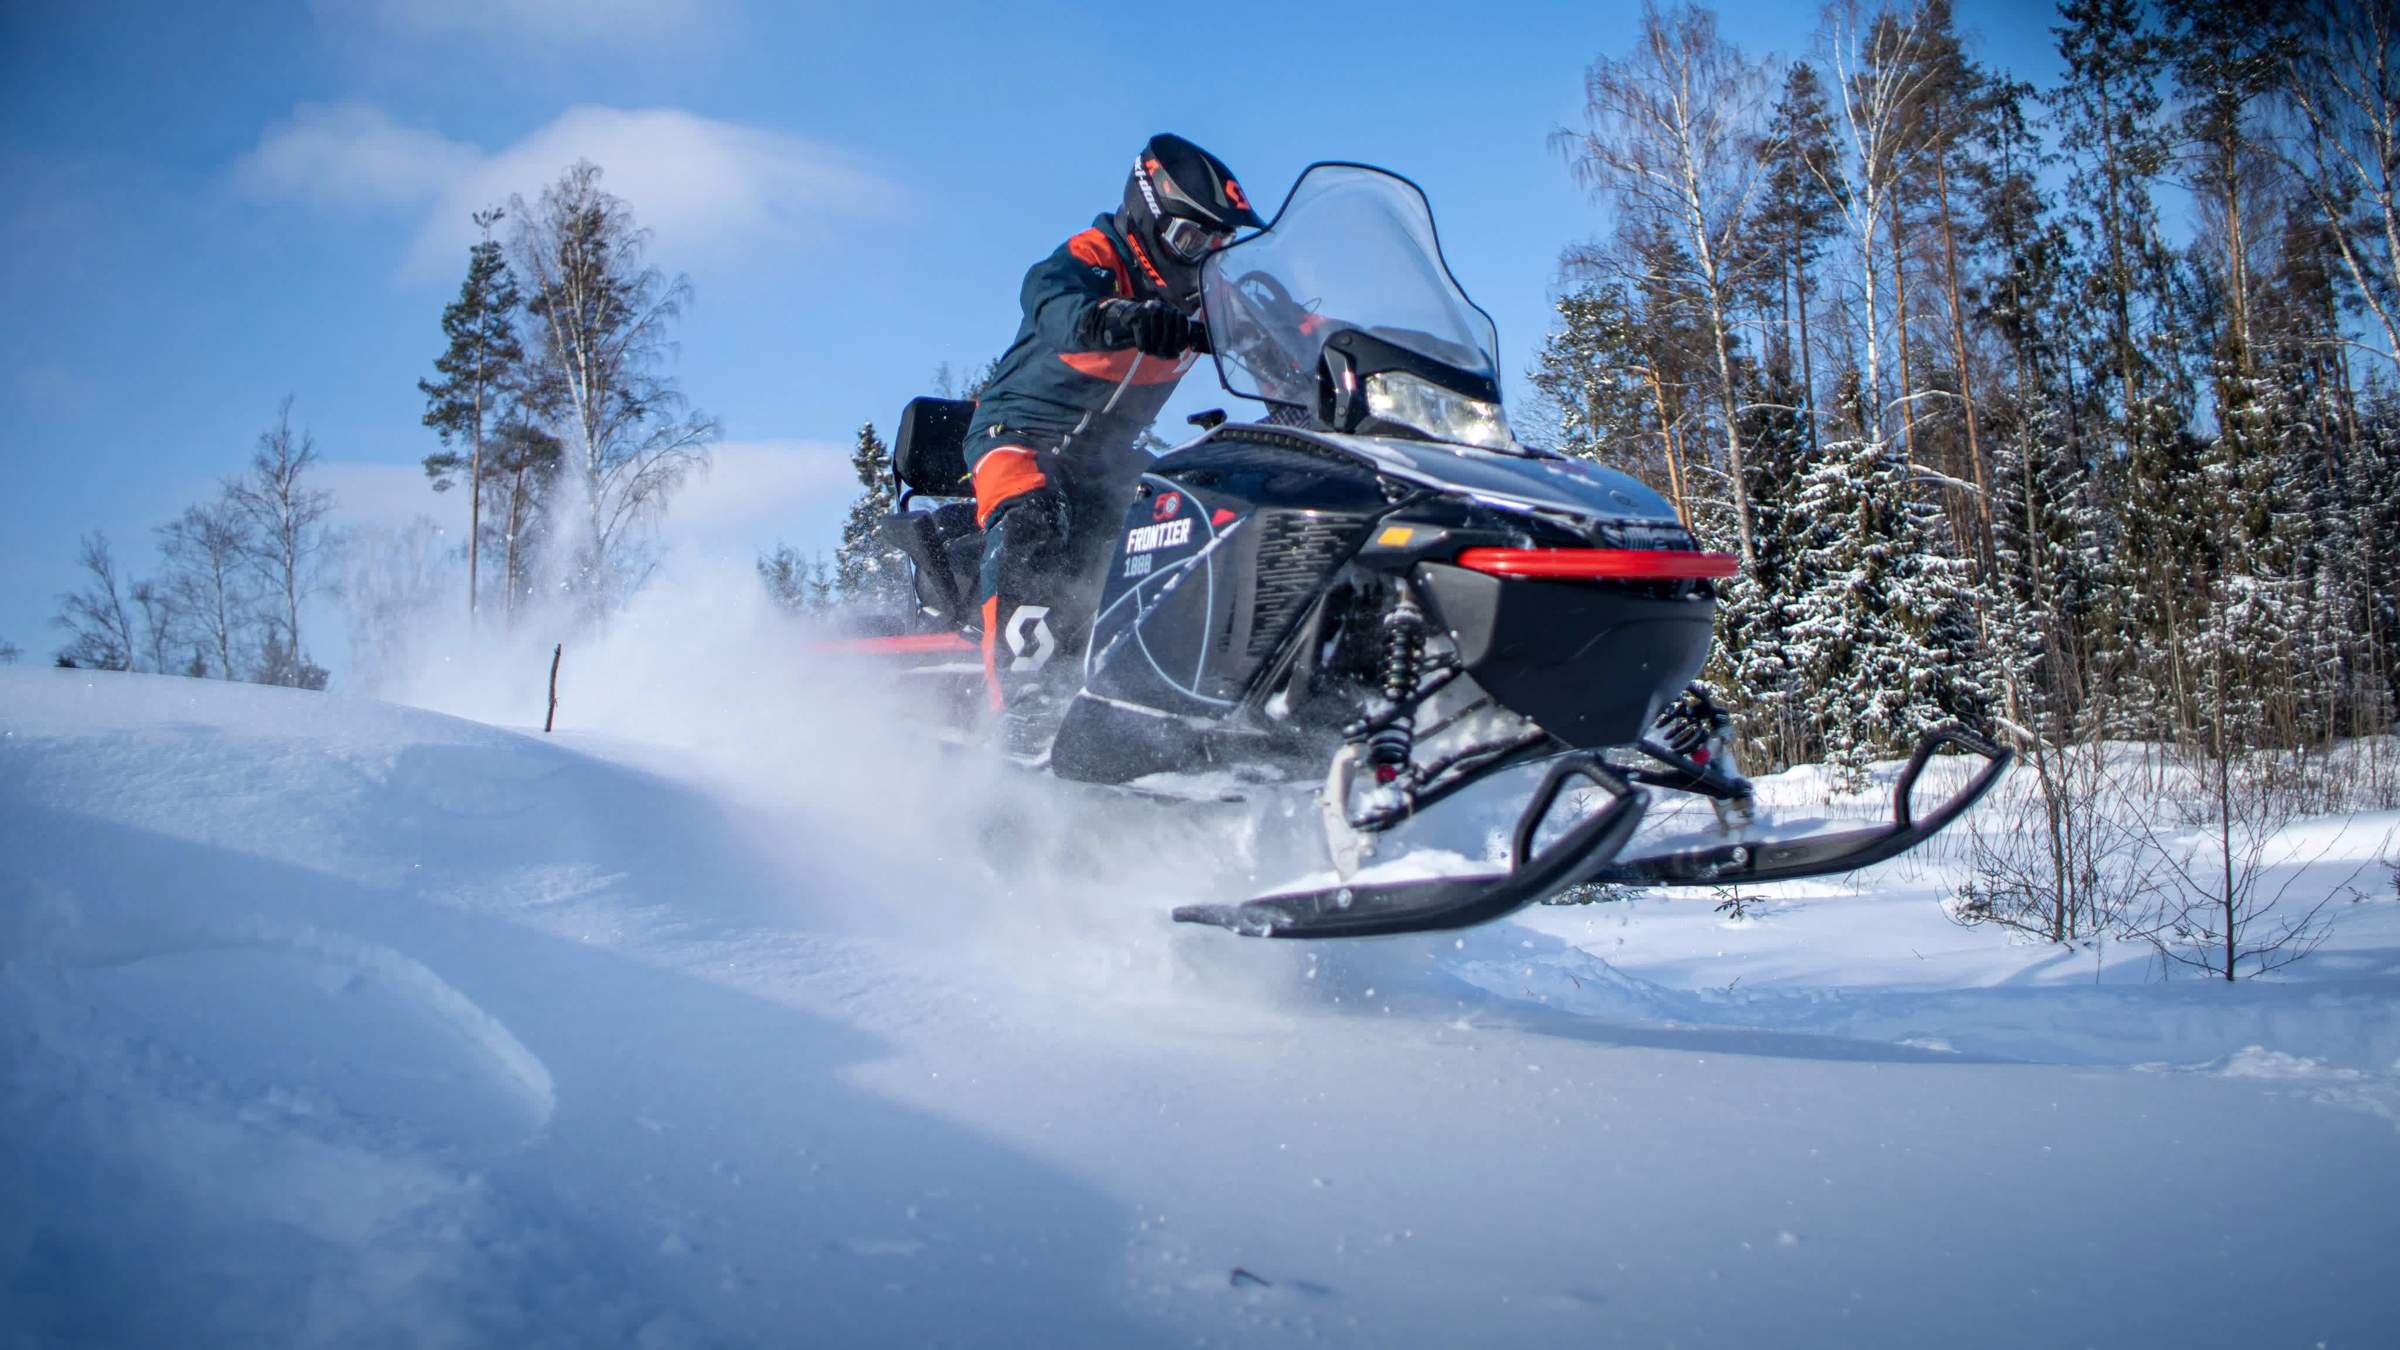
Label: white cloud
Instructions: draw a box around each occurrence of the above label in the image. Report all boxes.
[234,103,478,210]
[234,103,897,278]
[310,0,711,51]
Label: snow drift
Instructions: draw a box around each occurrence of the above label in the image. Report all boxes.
[4,661,2399,1348]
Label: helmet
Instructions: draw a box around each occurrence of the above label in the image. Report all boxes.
[1119,134,1266,282]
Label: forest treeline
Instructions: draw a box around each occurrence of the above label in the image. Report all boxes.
[1529,0,2398,793]
[42,160,717,686]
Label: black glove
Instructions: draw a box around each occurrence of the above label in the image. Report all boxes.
[1094,299,1200,359]
[1651,683,1728,758]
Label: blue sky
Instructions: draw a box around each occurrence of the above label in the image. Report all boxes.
[0,0,2067,664]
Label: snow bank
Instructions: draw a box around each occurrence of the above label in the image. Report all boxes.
[6,665,2399,1347]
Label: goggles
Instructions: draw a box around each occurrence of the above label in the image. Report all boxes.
[1158,214,1233,264]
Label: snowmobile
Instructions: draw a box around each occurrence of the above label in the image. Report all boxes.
[851,163,2009,939]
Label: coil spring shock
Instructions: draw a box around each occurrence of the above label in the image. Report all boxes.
[1366,598,1427,783]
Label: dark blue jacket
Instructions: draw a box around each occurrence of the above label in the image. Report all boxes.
[964,213,1200,471]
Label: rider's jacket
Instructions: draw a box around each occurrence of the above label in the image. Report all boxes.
[964,213,1202,473]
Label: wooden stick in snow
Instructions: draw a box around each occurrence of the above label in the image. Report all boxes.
[545,643,561,733]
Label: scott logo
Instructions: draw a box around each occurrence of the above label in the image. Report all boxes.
[1004,605,1055,672]
[1152,491,1182,522]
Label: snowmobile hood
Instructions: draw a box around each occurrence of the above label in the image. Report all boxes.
[1333,435,1682,527]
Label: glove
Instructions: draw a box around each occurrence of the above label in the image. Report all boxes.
[1095,299,1200,359]
[1652,684,1727,759]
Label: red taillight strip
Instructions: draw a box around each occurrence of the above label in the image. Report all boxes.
[813,632,976,655]
[1453,548,1740,580]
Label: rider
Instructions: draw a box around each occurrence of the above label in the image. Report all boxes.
[963,133,1265,726]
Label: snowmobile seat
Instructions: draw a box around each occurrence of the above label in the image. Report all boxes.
[893,397,975,503]
[879,500,985,628]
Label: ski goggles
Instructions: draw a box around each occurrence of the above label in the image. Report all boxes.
[1158,215,1233,264]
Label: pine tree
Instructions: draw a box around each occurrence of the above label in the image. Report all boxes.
[808,556,837,613]
[1752,60,1844,459]
[1787,419,1981,790]
[2051,0,2181,448]
[832,422,912,611]
[1708,358,1820,769]
[757,542,814,614]
[420,207,526,620]
[1528,285,1654,471]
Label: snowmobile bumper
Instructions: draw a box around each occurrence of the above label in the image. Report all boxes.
[1587,726,2011,887]
[1172,753,1648,938]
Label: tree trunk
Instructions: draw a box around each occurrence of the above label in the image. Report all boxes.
[1889,187,1919,470]
[1794,215,1820,459]
[468,393,483,621]
[1645,366,1692,530]
[1932,136,1993,572]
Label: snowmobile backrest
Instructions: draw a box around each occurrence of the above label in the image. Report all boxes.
[894,397,975,500]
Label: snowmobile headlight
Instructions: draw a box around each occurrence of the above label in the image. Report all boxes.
[1362,370,1513,451]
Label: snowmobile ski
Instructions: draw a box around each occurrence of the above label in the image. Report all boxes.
[1171,752,1646,938]
[1171,728,2008,939]
[1588,726,2009,888]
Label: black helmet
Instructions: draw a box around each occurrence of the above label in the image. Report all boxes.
[1119,134,1265,284]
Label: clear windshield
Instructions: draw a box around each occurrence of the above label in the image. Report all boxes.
[1202,165,1501,411]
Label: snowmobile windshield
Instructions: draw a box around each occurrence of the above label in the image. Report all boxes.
[1201,165,1507,446]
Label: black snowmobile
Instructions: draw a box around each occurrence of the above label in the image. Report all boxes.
[856,163,2009,939]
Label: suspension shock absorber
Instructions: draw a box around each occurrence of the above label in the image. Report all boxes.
[1365,597,1427,784]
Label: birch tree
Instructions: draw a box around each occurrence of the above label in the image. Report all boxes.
[1556,1,1776,567]
[158,500,252,681]
[2279,0,2400,376]
[225,399,334,688]
[511,160,718,616]
[51,532,136,672]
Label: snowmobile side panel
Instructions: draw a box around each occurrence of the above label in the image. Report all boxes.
[1082,438,1383,718]
[1589,727,2012,887]
[1412,562,1714,749]
[1173,754,1646,938]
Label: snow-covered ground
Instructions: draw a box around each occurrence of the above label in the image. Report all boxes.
[6,639,2399,1348]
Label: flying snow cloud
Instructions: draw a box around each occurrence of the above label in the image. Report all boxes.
[234,102,897,280]
[314,438,853,565]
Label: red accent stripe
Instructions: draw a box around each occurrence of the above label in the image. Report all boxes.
[814,632,975,655]
[1058,349,1191,384]
[981,596,1005,711]
[1125,232,1170,290]
[1453,548,1740,580]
